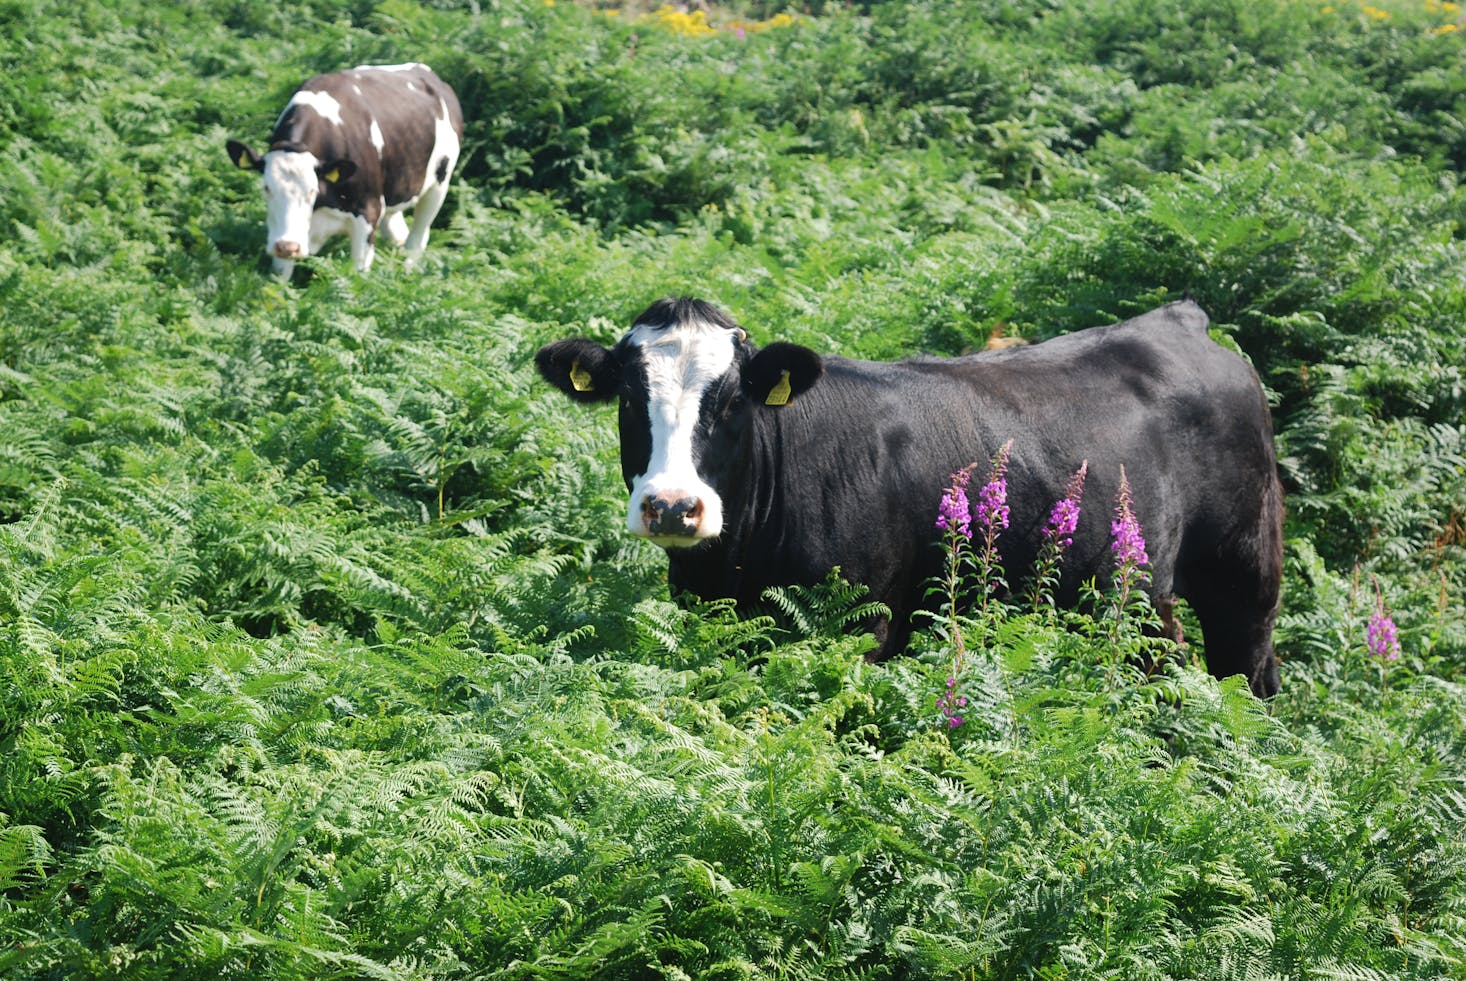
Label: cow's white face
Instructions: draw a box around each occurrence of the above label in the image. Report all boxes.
[621,316,743,547]
[261,149,321,262]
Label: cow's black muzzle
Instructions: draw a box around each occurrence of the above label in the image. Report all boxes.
[642,494,704,537]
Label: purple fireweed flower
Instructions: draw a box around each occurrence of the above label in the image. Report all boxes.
[936,675,967,729]
[934,440,1014,732]
[1047,499,1080,545]
[1367,578,1401,661]
[935,464,977,539]
[1044,461,1089,549]
[1109,467,1149,571]
[973,441,1013,534]
[1367,612,1400,661]
[1025,460,1089,612]
[975,477,1010,533]
[1108,466,1151,642]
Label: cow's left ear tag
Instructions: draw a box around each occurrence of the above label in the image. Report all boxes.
[569,360,594,393]
[236,155,253,170]
[323,167,341,184]
[765,370,792,407]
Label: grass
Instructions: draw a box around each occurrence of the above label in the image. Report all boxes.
[0,0,1463,976]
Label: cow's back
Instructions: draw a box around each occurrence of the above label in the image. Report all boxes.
[273,64,463,206]
[681,300,1280,672]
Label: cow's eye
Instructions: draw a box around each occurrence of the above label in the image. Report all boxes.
[706,390,741,427]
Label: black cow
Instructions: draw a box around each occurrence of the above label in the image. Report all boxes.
[227,63,463,279]
[536,298,1283,697]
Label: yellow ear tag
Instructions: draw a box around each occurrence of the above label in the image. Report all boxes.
[569,360,594,393]
[765,369,792,407]
[237,155,253,170]
[323,167,340,184]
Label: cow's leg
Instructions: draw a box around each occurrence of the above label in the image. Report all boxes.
[1178,479,1283,697]
[305,210,353,270]
[348,215,377,273]
[863,613,898,662]
[1135,593,1188,682]
[382,211,410,249]
[402,180,450,270]
[1186,580,1280,697]
[1155,594,1185,645]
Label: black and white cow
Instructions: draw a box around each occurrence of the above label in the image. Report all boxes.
[227,63,463,279]
[537,297,1285,697]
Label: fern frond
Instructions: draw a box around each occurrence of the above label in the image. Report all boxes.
[760,571,890,638]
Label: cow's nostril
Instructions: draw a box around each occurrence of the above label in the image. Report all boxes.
[273,240,302,258]
[644,494,703,536]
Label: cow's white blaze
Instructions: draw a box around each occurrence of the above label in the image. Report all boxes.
[625,318,739,545]
[283,90,343,127]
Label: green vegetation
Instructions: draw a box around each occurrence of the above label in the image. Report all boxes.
[2,0,1464,976]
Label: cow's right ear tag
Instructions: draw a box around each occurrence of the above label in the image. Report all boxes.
[569,360,594,393]
[323,167,341,184]
[236,155,253,170]
[765,370,792,407]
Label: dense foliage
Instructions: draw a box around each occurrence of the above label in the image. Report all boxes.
[1,0,1464,976]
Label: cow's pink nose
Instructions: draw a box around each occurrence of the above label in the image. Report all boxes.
[641,493,704,537]
[273,240,302,259]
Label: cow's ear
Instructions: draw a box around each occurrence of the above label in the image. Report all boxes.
[745,342,824,408]
[536,339,621,403]
[318,159,357,185]
[227,140,263,172]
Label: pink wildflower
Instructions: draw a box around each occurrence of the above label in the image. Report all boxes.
[973,442,1012,535]
[1023,460,1088,612]
[1107,466,1151,638]
[1044,461,1088,549]
[935,464,977,539]
[1367,578,1401,661]
[1110,467,1149,571]
[936,675,967,729]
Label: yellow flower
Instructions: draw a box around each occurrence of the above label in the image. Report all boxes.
[648,6,716,37]
[638,5,797,38]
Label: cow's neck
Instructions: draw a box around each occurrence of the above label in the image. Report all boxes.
[663,408,788,607]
